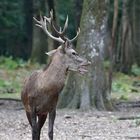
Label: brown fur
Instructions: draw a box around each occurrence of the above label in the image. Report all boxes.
[21,50,67,115]
[21,41,91,140]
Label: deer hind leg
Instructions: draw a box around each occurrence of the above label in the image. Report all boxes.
[48,109,56,140]
[26,111,32,126]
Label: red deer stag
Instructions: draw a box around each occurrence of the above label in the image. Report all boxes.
[21,11,91,140]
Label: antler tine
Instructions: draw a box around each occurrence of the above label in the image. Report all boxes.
[45,10,62,35]
[33,14,65,43]
[33,17,42,25]
[49,11,68,36]
[55,15,68,35]
[44,16,51,24]
[43,10,53,24]
[69,27,80,42]
[50,10,53,19]
[59,27,62,32]
[61,15,68,35]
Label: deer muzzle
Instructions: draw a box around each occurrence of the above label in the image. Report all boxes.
[78,61,91,74]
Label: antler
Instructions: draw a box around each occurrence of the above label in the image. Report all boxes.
[33,10,80,43]
[48,12,80,42]
[52,15,68,36]
[69,27,80,42]
[44,10,68,38]
[33,12,65,43]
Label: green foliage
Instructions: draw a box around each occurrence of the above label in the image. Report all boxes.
[0,78,19,94]
[104,61,110,70]
[0,57,29,99]
[112,72,140,101]
[0,59,42,99]
[0,57,26,98]
[119,95,128,101]
[112,81,131,93]
[131,64,140,76]
[112,73,133,93]
[0,56,26,70]
[0,75,20,98]
[0,0,25,56]
[0,79,11,87]
[0,80,20,99]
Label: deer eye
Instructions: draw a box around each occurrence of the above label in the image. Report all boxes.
[72,52,77,55]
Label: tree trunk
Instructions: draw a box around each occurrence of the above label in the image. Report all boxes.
[119,0,133,73]
[132,0,140,66]
[23,0,33,59]
[30,0,48,64]
[108,0,118,93]
[47,0,59,50]
[31,25,48,63]
[58,0,113,110]
[110,0,133,73]
[74,0,84,29]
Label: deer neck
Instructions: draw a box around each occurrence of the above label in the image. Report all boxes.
[43,52,68,87]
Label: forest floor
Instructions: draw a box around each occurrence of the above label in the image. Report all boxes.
[0,99,140,140]
[0,59,140,140]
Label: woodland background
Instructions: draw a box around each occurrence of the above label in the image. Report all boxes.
[0,0,140,110]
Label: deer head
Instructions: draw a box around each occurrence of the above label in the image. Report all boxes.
[33,11,91,74]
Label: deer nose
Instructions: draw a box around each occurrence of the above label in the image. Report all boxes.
[84,60,91,65]
[87,61,91,65]
[80,60,91,66]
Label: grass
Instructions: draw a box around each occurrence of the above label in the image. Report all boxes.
[112,72,140,100]
[0,68,26,99]
[0,57,140,101]
[0,92,20,99]
[0,56,40,99]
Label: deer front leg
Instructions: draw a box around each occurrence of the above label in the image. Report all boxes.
[37,114,47,139]
[48,109,56,140]
[31,108,39,140]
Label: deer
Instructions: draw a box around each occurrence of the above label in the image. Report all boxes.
[21,10,91,140]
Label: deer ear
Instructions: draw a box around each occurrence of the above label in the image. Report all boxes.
[45,49,57,56]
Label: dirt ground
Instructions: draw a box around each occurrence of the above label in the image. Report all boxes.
[0,100,140,140]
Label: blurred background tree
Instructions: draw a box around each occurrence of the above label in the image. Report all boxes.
[108,0,140,74]
[30,0,47,63]
[0,0,27,59]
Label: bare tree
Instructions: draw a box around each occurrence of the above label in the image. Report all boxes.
[109,0,134,73]
[108,0,118,93]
